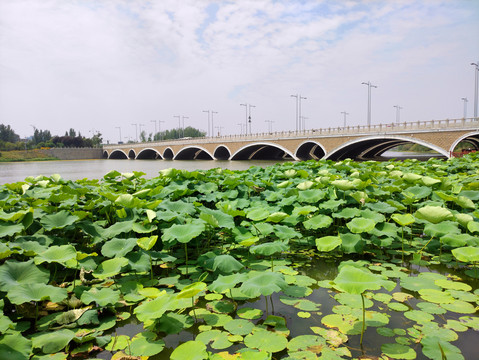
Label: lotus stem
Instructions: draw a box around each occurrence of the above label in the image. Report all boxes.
[184,243,188,276]
[401,226,404,265]
[360,292,366,347]
[149,254,153,280]
[271,256,274,272]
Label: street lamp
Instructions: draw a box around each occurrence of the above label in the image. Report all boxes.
[181,116,189,138]
[265,120,274,133]
[115,126,121,143]
[202,110,210,136]
[291,94,307,132]
[158,120,165,140]
[340,111,349,127]
[461,98,468,119]
[237,123,244,135]
[173,116,181,138]
[139,124,145,141]
[131,123,138,142]
[212,111,218,137]
[240,104,255,135]
[393,105,403,124]
[214,126,224,136]
[361,81,377,126]
[471,62,478,119]
[150,120,157,136]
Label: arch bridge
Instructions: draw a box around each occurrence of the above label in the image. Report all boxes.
[103,118,479,161]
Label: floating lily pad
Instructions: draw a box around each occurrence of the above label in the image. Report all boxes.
[237,307,263,320]
[381,343,416,359]
[0,332,32,360]
[7,283,68,305]
[441,300,476,314]
[0,260,49,292]
[388,302,409,312]
[223,319,254,336]
[80,287,120,307]
[244,328,288,353]
[196,329,232,350]
[403,310,434,324]
[170,340,207,360]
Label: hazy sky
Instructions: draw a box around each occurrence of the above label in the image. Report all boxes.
[1,0,478,144]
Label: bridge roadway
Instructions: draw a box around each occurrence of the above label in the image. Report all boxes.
[103,118,479,161]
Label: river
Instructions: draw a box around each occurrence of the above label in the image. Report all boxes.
[0,159,287,184]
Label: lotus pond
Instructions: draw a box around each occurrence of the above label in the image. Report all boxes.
[0,154,478,360]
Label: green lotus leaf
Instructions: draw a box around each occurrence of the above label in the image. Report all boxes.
[421,336,464,360]
[297,189,326,203]
[240,271,287,298]
[0,332,32,360]
[454,195,475,209]
[129,331,165,356]
[381,343,416,359]
[441,300,476,314]
[434,279,472,291]
[416,302,447,314]
[136,235,158,251]
[171,340,208,360]
[273,224,302,240]
[332,207,361,219]
[365,201,397,214]
[207,299,235,314]
[418,289,455,304]
[333,265,394,295]
[331,179,356,190]
[335,293,373,309]
[414,206,453,224]
[200,208,235,228]
[400,275,440,292]
[132,222,157,234]
[404,310,434,324]
[346,217,376,234]
[421,176,441,186]
[158,312,194,334]
[105,335,129,351]
[31,329,75,354]
[250,241,289,256]
[114,193,142,208]
[34,245,77,265]
[452,246,479,263]
[292,205,318,216]
[211,254,244,274]
[287,334,325,352]
[297,180,314,190]
[402,173,422,182]
[0,223,24,237]
[158,200,196,215]
[424,221,460,238]
[340,233,364,254]
[223,319,254,336]
[40,210,79,230]
[80,287,120,307]
[319,199,346,211]
[0,260,49,292]
[402,185,432,200]
[467,221,479,233]
[440,234,474,248]
[134,291,172,322]
[162,221,205,244]
[315,236,342,252]
[303,214,333,230]
[244,328,288,353]
[246,207,270,221]
[454,213,473,228]
[196,329,232,350]
[92,257,129,279]
[321,313,361,335]
[100,220,135,239]
[209,273,247,293]
[7,283,67,305]
[177,282,207,299]
[237,307,263,320]
[266,212,289,223]
[391,213,415,227]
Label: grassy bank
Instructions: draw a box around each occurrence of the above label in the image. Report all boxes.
[0,149,58,162]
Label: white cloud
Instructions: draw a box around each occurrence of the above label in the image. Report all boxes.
[0,0,478,142]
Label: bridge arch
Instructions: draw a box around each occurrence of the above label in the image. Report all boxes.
[295,141,326,160]
[214,145,231,160]
[163,148,174,160]
[128,149,136,159]
[231,142,296,160]
[109,149,128,159]
[449,131,479,153]
[174,146,214,160]
[102,150,109,159]
[136,148,163,160]
[326,135,449,161]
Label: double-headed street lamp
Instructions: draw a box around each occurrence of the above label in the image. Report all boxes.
[461,98,468,119]
[202,110,218,137]
[341,111,349,127]
[471,62,478,119]
[291,94,307,132]
[240,104,255,135]
[393,105,403,124]
[361,81,377,126]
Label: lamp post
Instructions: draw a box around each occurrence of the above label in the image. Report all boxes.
[158,120,165,140]
[214,126,224,136]
[240,104,255,135]
[211,111,218,137]
[237,123,244,135]
[340,111,349,127]
[115,126,121,143]
[202,110,210,136]
[150,120,157,137]
[173,116,181,138]
[181,116,189,138]
[461,98,468,119]
[393,105,403,124]
[139,124,145,141]
[471,62,478,119]
[291,94,307,132]
[265,120,274,133]
[131,123,138,142]
[361,81,377,126]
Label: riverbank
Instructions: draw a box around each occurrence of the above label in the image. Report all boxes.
[0,149,58,162]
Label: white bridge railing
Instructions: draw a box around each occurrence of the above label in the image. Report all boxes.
[106,117,479,148]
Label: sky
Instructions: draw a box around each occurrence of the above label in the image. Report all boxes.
[0,0,478,144]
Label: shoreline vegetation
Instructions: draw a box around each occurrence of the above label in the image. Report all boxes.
[0,154,478,359]
[0,149,58,162]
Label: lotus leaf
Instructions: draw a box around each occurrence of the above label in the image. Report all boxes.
[80,287,120,307]
[404,310,434,324]
[177,282,207,299]
[158,312,194,334]
[415,206,453,223]
[209,273,247,293]
[333,265,394,295]
[200,208,235,228]
[346,217,376,234]
[416,301,447,314]
[297,180,314,190]
[287,334,325,352]
[297,189,326,203]
[0,332,32,360]
[170,340,207,360]
[246,207,270,221]
[237,307,263,320]
[332,207,361,219]
[303,214,333,230]
[105,335,129,351]
[391,213,415,226]
[0,223,24,237]
[211,254,244,274]
[40,210,79,230]
[381,343,416,359]
[134,291,172,322]
[250,241,288,256]
[7,283,67,304]
[265,212,289,223]
[34,245,77,265]
[321,313,361,335]
[92,257,128,279]
[207,300,235,314]
[129,331,165,356]
[196,329,232,350]
[136,235,158,251]
[31,329,75,354]
[223,319,254,336]
[0,260,49,292]
[240,271,287,298]
[424,221,460,238]
[315,236,341,252]
[331,179,356,190]
[244,328,288,353]
[452,246,479,263]
[162,221,205,244]
[441,300,476,314]
[400,275,440,292]
[421,336,464,360]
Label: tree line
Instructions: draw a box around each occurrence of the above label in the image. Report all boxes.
[0,124,103,151]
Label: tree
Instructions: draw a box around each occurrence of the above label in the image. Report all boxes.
[140,130,147,142]
[0,124,20,143]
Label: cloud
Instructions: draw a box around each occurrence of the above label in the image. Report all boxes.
[0,0,478,142]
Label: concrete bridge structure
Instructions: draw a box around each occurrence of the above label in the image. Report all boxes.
[102,118,479,161]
